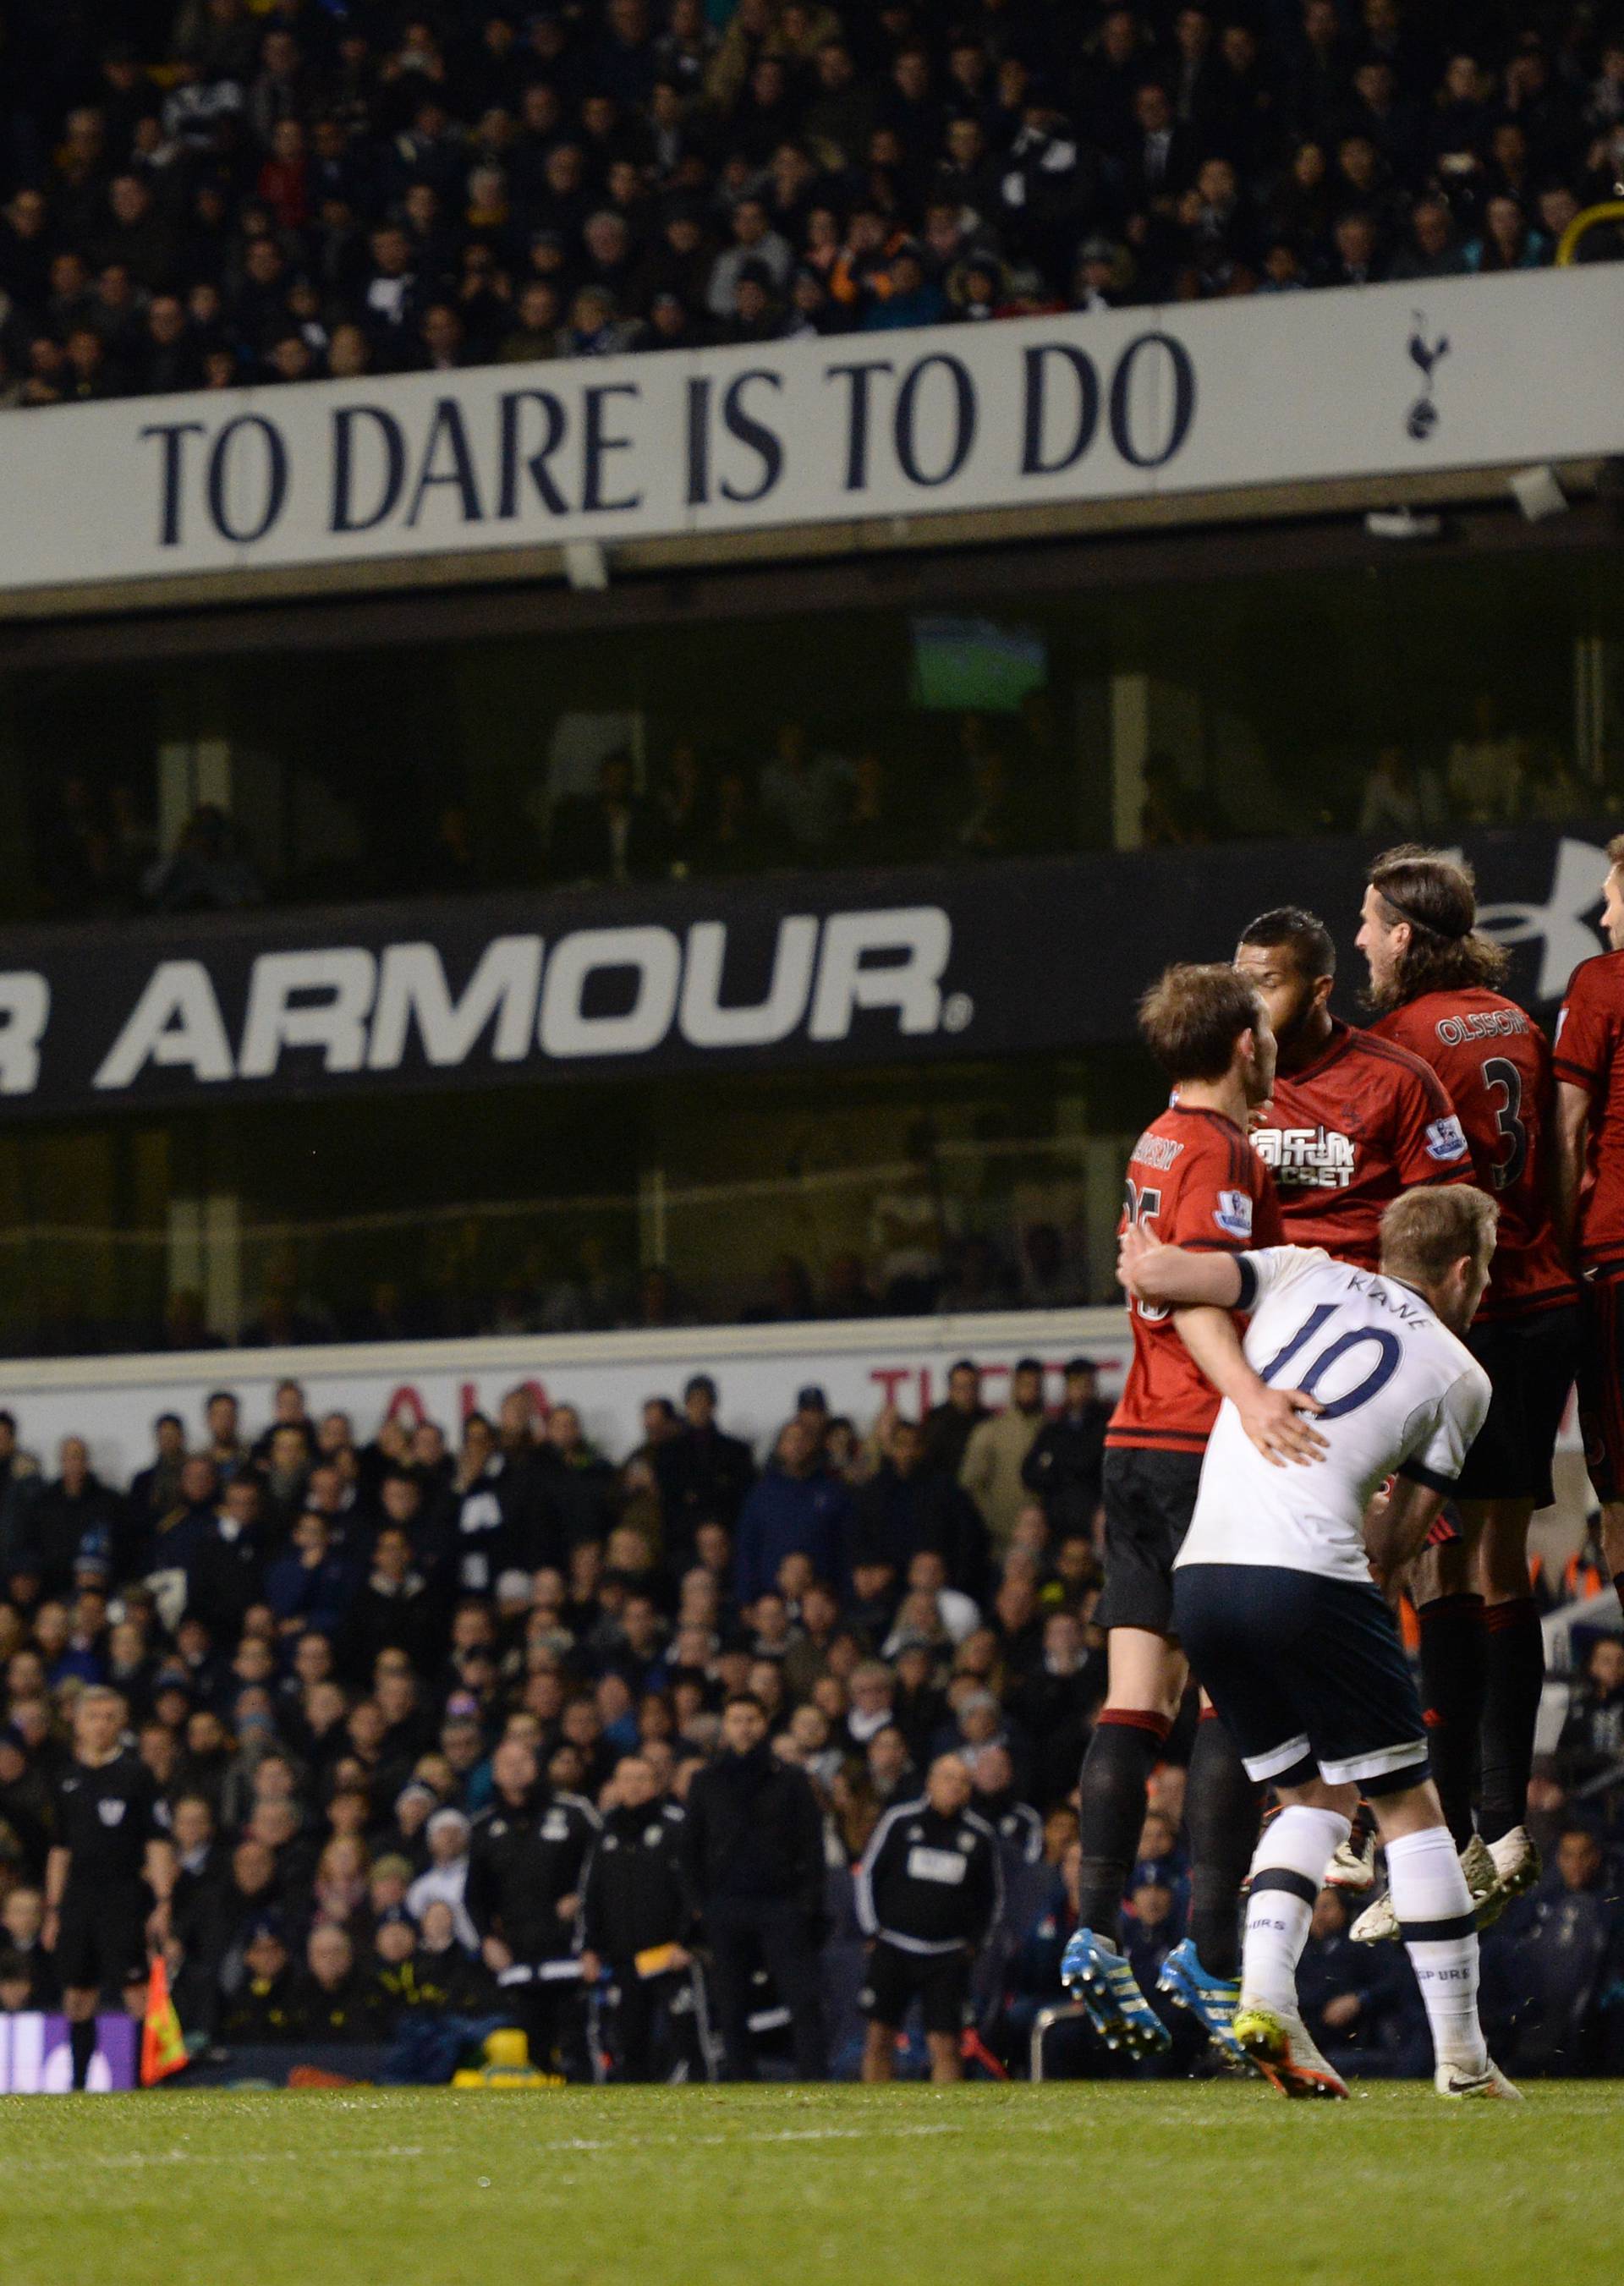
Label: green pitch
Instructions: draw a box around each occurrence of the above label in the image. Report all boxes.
[4,2080,1617,2286]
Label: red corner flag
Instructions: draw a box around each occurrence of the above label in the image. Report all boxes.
[140,1954,188,2087]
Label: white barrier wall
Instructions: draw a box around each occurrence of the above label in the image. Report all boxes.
[0,1309,1130,1484]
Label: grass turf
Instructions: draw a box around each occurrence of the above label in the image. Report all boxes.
[3,2079,1616,2286]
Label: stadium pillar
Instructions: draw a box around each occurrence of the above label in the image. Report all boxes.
[167,1192,242,1344]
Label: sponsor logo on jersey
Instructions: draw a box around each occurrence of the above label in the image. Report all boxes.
[1253,1127,1357,1189]
[907,1845,968,1885]
[1213,1189,1255,1239]
[541,1810,569,1842]
[1425,1115,1469,1164]
[97,1799,127,1827]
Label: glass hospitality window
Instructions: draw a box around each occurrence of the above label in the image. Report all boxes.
[0,543,1618,929]
[0,1055,1147,1359]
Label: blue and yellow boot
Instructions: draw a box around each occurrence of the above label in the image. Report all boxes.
[1156,1938,1247,2068]
[1060,1927,1171,2057]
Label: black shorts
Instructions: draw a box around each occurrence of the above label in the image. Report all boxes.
[859,1940,970,2037]
[1173,1565,1429,1797]
[1577,1278,1624,1505]
[1457,1304,1580,1508]
[1096,1448,1204,1636]
[55,1881,149,1997]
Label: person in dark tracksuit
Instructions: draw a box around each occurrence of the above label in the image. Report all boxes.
[580,1753,705,2081]
[464,1737,599,2078]
[683,1694,827,2081]
[855,1752,1002,2084]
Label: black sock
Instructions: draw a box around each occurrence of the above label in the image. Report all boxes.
[1614,1573,1624,1618]
[1479,1597,1544,1844]
[69,2017,96,2091]
[1076,1711,1171,1949]
[1418,1593,1485,1850]
[1185,1711,1262,1982]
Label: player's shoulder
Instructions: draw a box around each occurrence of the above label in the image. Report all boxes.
[1355,1011,1457,1094]
[1561,947,1624,1006]
[1274,1242,1341,1278]
[1406,1303,1488,1401]
[1174,1106,1254,1181]
[557,1790,602,1830]
[1440,1339,1495,1426]
[873,1795,925,1845]
[1127,1105,1195,1172]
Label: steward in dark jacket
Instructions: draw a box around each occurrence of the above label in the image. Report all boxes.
[683,1696,826,2080]
[581,1758,701,2080]
[464,1738,599,2076]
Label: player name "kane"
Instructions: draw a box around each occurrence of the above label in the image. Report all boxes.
[1251,1126,1356,1187]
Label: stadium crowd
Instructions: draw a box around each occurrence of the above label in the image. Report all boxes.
[1,1363,1621,2081]
[2,3,1622,407]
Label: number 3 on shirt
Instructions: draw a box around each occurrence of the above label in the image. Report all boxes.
[1480,1055,1527,1192]
[1122,1179,1167,1322]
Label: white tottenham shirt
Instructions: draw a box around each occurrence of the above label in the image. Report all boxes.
[1174,1246,1492,1587]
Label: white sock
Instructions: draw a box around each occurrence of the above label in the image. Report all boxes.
[1240,1806,1351,2015]
[1385,1825,1489,2076]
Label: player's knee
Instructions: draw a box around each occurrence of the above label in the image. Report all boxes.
[1276,1776,1358,1817]
[1369,1776,1446,1842]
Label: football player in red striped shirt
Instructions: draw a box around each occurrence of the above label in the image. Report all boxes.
[1062,964,1315,2061]
[1355,847,1580,1914]
[1551,833,1624,1612]
[1239,905,1473,1269]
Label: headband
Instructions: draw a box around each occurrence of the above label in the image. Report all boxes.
[1376,885,1471,941]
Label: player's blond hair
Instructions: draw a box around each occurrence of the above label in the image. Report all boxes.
[1379,1186,1498,1288]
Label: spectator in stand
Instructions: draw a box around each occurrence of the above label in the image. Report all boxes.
[958,1358,1048,1556]
[1555,1636,1624,1799]
[734,1419,852,1606]
[1021,1359,1110,1543]
[924,1362,991,1482]
[654,1375,757,1558]
[1446,693,1528,823]
[1358,742,1446,836]
[1494,1826,1623,2075]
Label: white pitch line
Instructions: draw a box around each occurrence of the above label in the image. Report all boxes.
[9,2119,1011,2174]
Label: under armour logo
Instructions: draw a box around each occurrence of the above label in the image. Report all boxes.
[1406,316,1450,441]
[1476,836,1610,1002]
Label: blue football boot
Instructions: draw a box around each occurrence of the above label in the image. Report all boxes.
[1156,1938,1248,2069]
[1060,1927,1171,2057]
